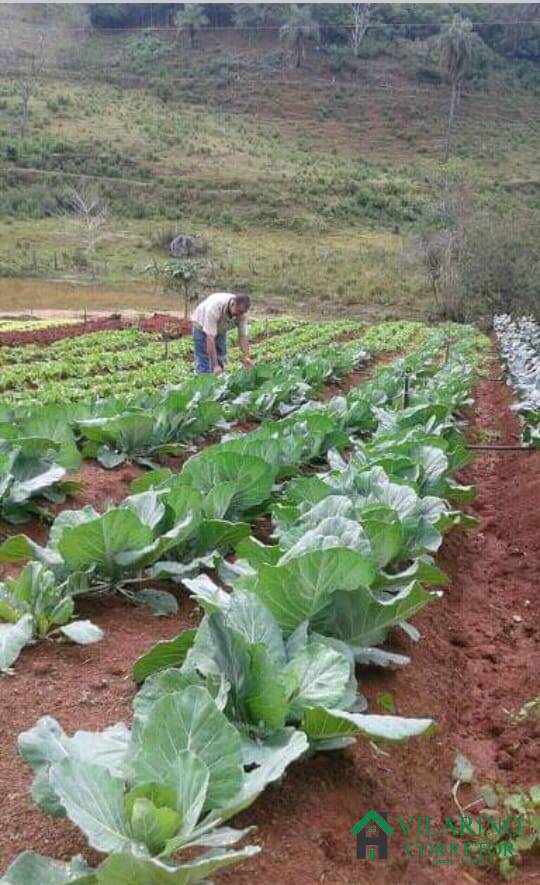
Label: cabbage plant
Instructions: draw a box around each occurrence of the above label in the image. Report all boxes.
[495,314,540,448]
[0,563,102,672]
[4,685,308,884]
[132,581,433,761]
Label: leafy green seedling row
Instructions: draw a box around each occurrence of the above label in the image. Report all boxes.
[0,319,368,404]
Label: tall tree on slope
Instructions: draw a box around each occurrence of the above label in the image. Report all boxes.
[280,5,320,69]
[175,4,209,49]
[440,14,474,162]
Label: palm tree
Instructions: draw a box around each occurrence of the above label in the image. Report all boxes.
[440,14,474,162]
[279,5,320,69]
[175,5,209,49]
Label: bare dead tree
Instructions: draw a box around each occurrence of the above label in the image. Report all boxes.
[439,15,474,162]
[13,32,47,138]
[56,187,111,279]
[62,187,109,255]
[350,4,371,57]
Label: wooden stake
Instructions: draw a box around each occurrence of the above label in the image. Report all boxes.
[403,369,411,409]
[444,341,450,365]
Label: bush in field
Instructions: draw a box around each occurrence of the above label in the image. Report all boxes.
[126,30,168,69]
[451,210,540,322]
[404,165,540,324]
[149,226,182,250]
[407,211,539,324]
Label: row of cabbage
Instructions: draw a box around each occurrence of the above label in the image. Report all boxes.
[494,314,540,448]
[0,325,490,884]
[0,321,426,528]
[0,343,369,530]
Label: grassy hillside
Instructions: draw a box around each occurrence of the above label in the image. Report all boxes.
[0,3,538,318]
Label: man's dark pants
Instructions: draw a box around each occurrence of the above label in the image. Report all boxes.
[192,327,227,374]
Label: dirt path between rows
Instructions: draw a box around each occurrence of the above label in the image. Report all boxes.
[0,353,537,882]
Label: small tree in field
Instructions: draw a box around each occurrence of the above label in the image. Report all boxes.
[57,186,111,277]
[174,5,209,49]
[144,259,199,319]
[61,187,109,255]
[280,6,320,69]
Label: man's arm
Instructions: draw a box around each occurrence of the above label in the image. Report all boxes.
[206,334,222,374]
[238,330,252,367]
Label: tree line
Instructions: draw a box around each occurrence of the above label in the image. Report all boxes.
[88,3,540,63]
[7,5,482,161]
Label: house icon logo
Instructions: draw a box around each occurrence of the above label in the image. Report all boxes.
[351,811,393,860]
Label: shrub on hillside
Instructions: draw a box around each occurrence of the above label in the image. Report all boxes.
[450,211,539,322]
[126,30,169,69]
[89,3,174,29]
[407,212,539,325]
[415,66,442,85]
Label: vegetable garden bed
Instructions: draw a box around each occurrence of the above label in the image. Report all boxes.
[0,321,537,883]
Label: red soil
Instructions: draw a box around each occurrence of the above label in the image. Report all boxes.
[0,316,128,347]
[137,313,191,338]
[0,356,538,883]
[61,461,143,512]
[0,313,193,348]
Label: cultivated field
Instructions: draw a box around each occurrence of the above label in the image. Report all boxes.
[0,3,539,883]
[0,314,538,883]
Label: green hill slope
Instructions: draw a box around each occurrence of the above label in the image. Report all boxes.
[0,3,538,318]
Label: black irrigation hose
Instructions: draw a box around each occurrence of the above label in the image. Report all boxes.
[466,444,535,451]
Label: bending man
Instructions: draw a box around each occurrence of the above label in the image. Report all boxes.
[191,291,252,375]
